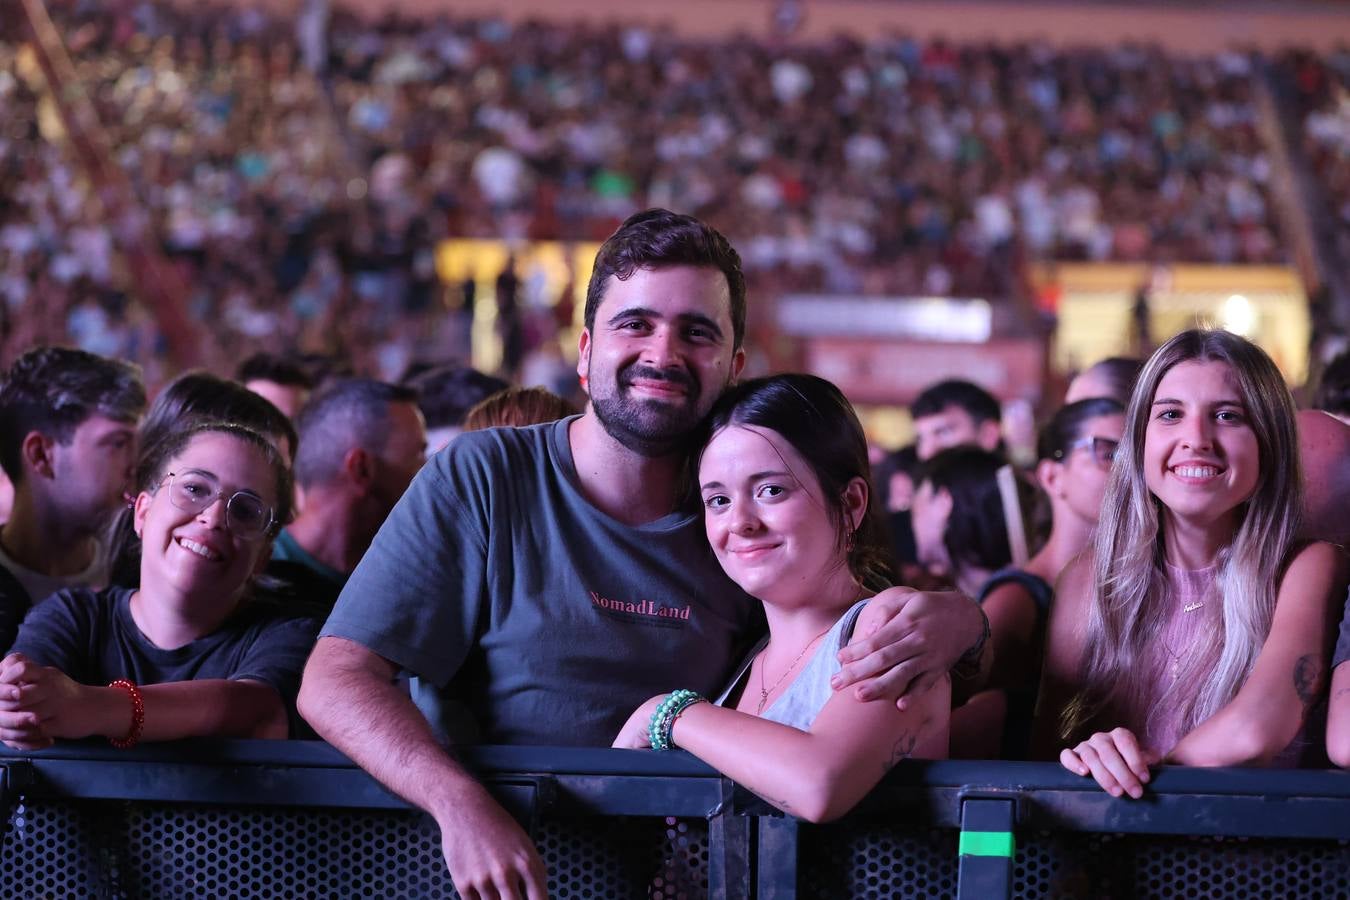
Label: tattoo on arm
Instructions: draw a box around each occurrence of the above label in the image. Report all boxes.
[1293,654,1325,708]
[757,793,792,813]
[1334,685,1350,700]
[953,608,990,679]
[884,733,918,772]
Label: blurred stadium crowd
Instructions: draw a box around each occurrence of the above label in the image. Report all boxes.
[3,1,1348,386]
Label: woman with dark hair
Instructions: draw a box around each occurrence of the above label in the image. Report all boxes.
[0,423,318,749]
[939,400,1125,758]
[614,374,949,823]
[139,371,298,465]
[909,446,1040,599]
[107,371,298,589]
[876,444,923,577]
[908,446,1040,757]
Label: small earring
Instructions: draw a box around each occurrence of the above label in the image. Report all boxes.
[845,529,857,555]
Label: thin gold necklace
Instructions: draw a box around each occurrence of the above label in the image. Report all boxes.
[757,626,833,715]
[1161,638,1183,681]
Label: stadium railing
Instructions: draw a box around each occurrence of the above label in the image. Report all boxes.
[3,741,1348,898]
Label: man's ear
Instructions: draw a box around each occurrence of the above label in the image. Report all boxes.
[977,419,1003,453]
[343,447,376,493]
[576,329,592,392]
[842,476,869,533]
[20,431,55,479]
[132,491,153,539]
[728,347,748,384]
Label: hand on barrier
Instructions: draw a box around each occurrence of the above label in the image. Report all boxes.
[0,652,102,749]
[833,587,983,710]
[612,695,663,749]
[1060,727,1161,799]
[437,782,548,900]
[0,653,53,750]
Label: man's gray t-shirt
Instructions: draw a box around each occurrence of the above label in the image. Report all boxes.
[321,417,761,746]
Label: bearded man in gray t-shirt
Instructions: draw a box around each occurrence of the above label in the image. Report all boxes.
[299,210,987,900]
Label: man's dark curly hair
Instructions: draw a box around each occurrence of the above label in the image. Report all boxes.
[0,346,145,483]
[584,209,747,351]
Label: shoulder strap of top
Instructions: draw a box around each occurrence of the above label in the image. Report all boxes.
[836,598,872,651]
[978,568,1054,613]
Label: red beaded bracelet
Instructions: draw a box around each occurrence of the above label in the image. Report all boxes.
[107,679,145,749]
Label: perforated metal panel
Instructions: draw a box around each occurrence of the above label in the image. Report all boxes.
[1014,831,1350,900]
[2,799,709,899]
[797,824,1350,900]
[799,824,959,899]
[7,795,1347,898]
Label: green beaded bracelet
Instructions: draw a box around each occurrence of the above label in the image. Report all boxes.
[649,689,705,751]
[651,698,680,751]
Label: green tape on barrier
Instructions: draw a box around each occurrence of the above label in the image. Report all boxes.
[959,830,1015,858]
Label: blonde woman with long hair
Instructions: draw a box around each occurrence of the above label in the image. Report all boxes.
[1034,329,1346,797]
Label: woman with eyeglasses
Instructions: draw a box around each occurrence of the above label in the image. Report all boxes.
[1025,398,1127,590]
[105,370,297,591]
[0,423,318,750]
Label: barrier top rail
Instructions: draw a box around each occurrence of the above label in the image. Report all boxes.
[2,740,1349,839]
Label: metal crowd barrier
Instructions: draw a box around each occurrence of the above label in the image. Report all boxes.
[2,741,1348,898]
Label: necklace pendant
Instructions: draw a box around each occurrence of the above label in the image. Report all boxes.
[757,689,769,714]
[1183,601,1204,613]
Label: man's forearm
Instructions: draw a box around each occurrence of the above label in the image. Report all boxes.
[299,639,549,896]
[297,642,481,820]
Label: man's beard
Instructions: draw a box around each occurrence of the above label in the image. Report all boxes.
[591,364,707,458]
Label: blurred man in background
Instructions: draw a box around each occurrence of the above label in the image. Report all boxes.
[0,347,145,613]
[403,364,509,453]
[267,379,426,610]
[911,379,1004,461]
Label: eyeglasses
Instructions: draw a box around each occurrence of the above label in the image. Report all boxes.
[1055,436,1119,468]
[160,472,274,540]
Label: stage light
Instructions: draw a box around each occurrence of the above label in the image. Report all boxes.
[1222,294,1254,336]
